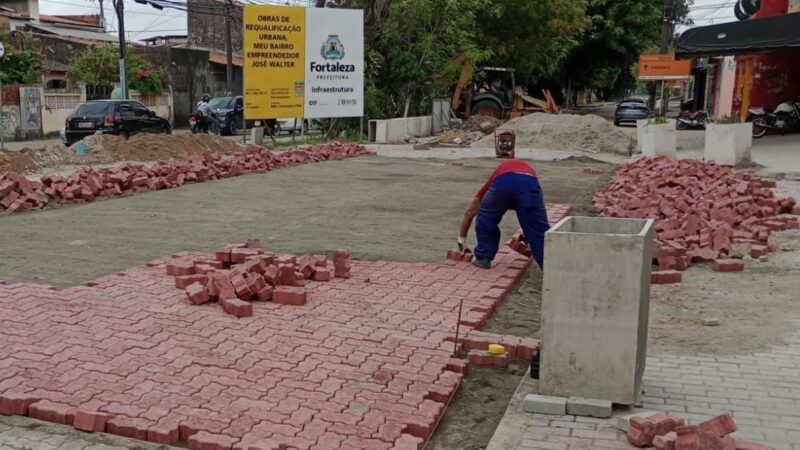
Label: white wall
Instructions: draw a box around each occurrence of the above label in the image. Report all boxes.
[42,93,82,136]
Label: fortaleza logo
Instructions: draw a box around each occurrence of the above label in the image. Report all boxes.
[321,35,345,60]
[310,35,356,73]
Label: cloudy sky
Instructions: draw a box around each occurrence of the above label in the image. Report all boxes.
[39,0,311,42]
[40,0,738,44]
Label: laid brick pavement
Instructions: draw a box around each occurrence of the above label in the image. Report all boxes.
[0,205,571,450]
[487,330,800,450]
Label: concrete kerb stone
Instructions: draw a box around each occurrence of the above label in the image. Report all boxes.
[566,397,613,418]
[522,394,567,415]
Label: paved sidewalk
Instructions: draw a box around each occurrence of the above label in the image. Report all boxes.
[487,327,800,450]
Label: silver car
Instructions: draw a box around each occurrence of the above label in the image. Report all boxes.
[614,97,650,126]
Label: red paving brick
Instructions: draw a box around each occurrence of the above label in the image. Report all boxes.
[0,205,570,448]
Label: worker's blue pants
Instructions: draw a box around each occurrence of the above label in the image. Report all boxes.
[474,173,549,269]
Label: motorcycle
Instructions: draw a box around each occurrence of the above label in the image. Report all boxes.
[676,110,712,130]
[748,97,800,138]
[190,111,219,135]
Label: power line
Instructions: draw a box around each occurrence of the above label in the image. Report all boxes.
[687,1,736,11]
[129,1,190,38]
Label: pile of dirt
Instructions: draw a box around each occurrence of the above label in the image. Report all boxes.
[0,150,37,174]
[440,129,485,146]
[1,133,247,176]
[474,113,634,154]
[462,115,504,134]
[440,116,506,146]
[73,133,242,162]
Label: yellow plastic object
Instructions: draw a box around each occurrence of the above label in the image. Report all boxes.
[487,344,506,355]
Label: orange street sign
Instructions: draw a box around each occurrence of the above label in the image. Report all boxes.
[638,58,692,80]
[640,54,676,62]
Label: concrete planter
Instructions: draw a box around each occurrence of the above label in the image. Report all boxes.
[704,122,753,166]
[539,216,654,405]
[635,119,647,153]
[639,120,676,158]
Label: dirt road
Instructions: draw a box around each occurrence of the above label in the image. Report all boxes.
[0,156,607,287]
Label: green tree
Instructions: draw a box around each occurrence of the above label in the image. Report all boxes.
[67,45,164,95]
[476,0,589,80]
[374,0,491,117]
[0,32,43,84]
[555,0,664,98]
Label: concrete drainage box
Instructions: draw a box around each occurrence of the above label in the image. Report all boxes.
[539,216,654,405]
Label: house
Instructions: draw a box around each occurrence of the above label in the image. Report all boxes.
[186,0,244,97]
[677,0,800,119]
[142,35,188,47]
[0,0,117,89]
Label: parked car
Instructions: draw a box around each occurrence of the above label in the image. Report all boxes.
[202,94,321,136]
[614,97,650,126]
[206,96,244,136]
[63,100,171,146]
[276,118,321,135]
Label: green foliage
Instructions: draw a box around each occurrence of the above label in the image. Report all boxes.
[0,32,43,84]
[322,0,692,135]
[648,115,669,125]
[476,0,588,79]
[376,0,491,116]
[67,45,164,95]
[556,0,663,96]
[716,115,741,124]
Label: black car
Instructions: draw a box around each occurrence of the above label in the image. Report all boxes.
[614,97,650,126]
[207,96,244,136]
[64,100,172,145]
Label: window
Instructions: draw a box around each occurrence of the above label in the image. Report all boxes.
[132,103,150,117]
[46,79,67,89]
[75,102,111,116]
[118,103,132,117]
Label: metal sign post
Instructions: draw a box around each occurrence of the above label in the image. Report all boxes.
[0,42,5,151]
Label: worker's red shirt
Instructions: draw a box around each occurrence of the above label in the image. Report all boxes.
[476,159,538,199]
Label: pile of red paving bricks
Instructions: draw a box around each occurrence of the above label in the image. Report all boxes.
[166,239,351,317]
[593,157,799,283]
[627,412,773,450]
[0,142,373,213]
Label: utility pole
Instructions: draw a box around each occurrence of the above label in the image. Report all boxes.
[660,0,674,53]
[115,0,128,99]
[98,0,106,31]
[657,0,673,115]
[225,0,233,96]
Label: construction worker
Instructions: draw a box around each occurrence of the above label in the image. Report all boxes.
[458,153,549,270]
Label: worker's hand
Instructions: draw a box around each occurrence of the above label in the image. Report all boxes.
[518,235,528,245]
[457,241,471,253]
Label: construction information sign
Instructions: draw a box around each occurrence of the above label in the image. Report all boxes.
[243,5,306,119]
[304,8,364,118]
[243,5,364,120]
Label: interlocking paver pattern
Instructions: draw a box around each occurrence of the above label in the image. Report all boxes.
[0,205,571,450]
